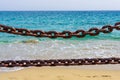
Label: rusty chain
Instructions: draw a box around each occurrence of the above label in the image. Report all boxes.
[0,23,120,67]
[0,22,120,38]
[0,57,120,67]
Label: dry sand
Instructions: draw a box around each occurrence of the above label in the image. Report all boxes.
[0,65,120,80]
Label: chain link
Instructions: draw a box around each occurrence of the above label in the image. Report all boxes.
[0,23,120,67]
[0,57,120,67]
[0,22,120,38]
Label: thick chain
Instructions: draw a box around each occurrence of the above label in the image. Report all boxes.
[0,57,120,67]
[0,22,120,38]
[0,23,120,67]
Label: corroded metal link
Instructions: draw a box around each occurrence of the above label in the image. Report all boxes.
[61,31,72,38]
[101,25,113,33]
[0,57,120,67]
[0,25,16,33]
[30,30,45,37]
[15,28,31,35]
[87,28,100,36]
[74,30,86,38]
[46,31,58,38]
[0,22,120,38]
[114,22,120,30]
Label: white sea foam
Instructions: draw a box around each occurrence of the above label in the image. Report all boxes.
[0,39,120,72]
[0,40,119,60]
[0,67,24,72]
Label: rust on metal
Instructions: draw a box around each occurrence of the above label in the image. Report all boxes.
[0,22,120,67]
[0,22,120,38]
[0,57,120,67]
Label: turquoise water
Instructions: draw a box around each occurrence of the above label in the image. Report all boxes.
[0,11,120,60]
[0,11,120,43]
[0,11,120,71]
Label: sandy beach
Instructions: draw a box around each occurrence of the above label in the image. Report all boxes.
[0,11,120,80]
[0,65,120,80]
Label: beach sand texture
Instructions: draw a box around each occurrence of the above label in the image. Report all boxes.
[0,67,120,80]
[0,11,120,80]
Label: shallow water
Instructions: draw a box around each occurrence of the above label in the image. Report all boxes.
[0,11,120,71]
[0,40,119,60]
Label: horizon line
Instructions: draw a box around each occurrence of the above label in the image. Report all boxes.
[0,10,120,11]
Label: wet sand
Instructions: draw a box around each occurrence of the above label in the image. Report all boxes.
[0,65,120,80]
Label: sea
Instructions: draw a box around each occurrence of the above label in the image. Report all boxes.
[0,11,120,71]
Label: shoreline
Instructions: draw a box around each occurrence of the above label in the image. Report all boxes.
[0,64,120,80]
[0,64,120,72]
